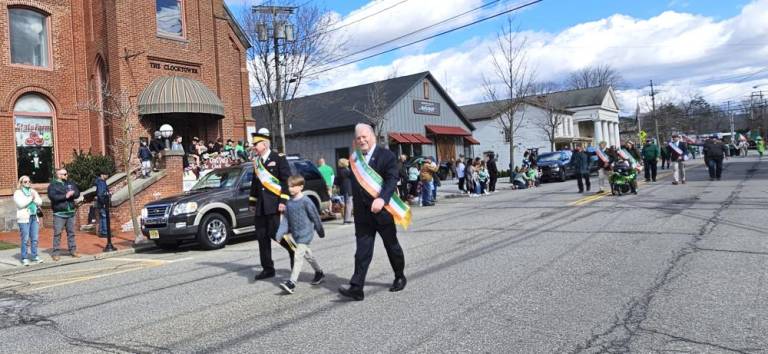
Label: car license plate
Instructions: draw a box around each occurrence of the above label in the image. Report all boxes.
[149,229,160,239]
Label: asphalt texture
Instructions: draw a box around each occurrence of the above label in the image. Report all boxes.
[1,156,766,353]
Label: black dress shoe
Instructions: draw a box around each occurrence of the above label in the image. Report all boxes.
[254,270,275,280]
[338,285,364,301]
[390,277,407,292]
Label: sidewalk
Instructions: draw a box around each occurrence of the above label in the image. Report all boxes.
[0,226,152,275]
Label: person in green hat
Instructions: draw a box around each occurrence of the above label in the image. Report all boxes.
[757,136,765,158]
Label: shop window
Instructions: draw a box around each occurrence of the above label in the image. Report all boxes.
[15,94,55,183]
[9,8,50,67]
[156,0,185,38]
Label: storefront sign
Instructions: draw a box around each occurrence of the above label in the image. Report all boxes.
[149,62,199,74]
[15,117,53,147]
[413,100,440,116]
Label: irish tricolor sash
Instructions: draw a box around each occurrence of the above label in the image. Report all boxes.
[668,142,688,160]
[254,159,283,197]
[350,149,412,229]
[595,149,609,164]
[619,148,643,172]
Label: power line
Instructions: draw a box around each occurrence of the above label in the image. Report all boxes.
[322,0,411,36]
[324,0,517,68]
[307,0,543,77]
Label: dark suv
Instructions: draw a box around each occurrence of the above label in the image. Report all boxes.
[140,157,330,250]
[537,150,599,182]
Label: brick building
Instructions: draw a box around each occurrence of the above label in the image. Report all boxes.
[0,0,253,230]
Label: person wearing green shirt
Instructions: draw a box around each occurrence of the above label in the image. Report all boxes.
[316,158,335,194]
[46,168,81,261]
[757,137,765,158]
[641,139,660,182]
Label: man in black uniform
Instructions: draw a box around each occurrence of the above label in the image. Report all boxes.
[703,135,727,181]
[249,128,295,280]
[339,123,406,301]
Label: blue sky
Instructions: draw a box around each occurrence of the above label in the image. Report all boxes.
[234,0,768,111]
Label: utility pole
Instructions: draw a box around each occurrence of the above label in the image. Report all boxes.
[650,80,660,143]
[254,5,296,153]
[727,100,736,155]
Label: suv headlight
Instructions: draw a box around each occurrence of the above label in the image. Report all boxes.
[551,166,560,171]
[173,202,198,215]
[141,208,148,219]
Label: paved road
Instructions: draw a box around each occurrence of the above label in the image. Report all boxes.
[1,157,766,353]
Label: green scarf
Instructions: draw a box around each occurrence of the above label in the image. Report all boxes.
[22,187,37,215]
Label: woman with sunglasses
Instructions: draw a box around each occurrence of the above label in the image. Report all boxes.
[13,176,43,266]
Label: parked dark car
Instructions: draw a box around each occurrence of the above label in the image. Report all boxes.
[537,150,599,182]
[140,157,330,250]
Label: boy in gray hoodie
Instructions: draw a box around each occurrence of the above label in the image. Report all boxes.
[275,175,326,294]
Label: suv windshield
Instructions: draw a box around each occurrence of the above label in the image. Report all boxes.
[290,160,322,180]
[537,152,566,163]
[191,168,241,190]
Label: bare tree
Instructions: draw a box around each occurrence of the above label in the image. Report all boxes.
[80,88,144,244]
[351,81,389,146]
[531,83,569,151]
[483,17,537,169]
[241,1,344,152]
[566,64,623,89]
[350,70,399,145]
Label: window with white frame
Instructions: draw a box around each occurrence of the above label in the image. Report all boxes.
[15,94,55,183]
[9,8,50,67]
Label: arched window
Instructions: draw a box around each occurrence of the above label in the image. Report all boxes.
[14,94,55,183]
[9,8,50,67]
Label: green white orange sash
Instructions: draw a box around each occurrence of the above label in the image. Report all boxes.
[595,149,609,164]
[350,149,412,229]
[619,148,643,171]
[254,159,284,198]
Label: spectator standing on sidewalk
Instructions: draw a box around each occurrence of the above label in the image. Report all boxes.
[397,154,409,200]
[703,135,727,181]
[668,134,688,185]
[94,171,110,237]
[419,157,438,206]
[641,139,660,182]
[569,145,591,193]
[138,139,153,178]
[275,175,326,294]
[478,161,489,195]
[486,153,498,192]
[47,168,81,261]
[150,131,164,171]
[14,176,43,266]
[757,137,765,158]
[334,158,354,224]
[317,158,335,197]
[456,158,466,193]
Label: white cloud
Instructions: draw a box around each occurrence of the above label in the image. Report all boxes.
[293,0,768,116]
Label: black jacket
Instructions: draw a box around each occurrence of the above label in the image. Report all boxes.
[668,141,688,161]
[248,151,291,216]
[569,151,591,174]
[487,160,498,176]
[703,140,726,159]
[47,179,80,214]
[334,167,353,197]
[351,146,398,225]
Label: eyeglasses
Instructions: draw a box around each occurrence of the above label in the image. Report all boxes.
[21,180,30,184]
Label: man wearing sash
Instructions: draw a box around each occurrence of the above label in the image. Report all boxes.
[249,128,295,280]
[669,134,688,185]
[595,141,611,194]
[339,123,407,301]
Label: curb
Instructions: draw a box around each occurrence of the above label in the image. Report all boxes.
[0,242,157,277]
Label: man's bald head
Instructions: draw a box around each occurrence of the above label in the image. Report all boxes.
[355,123,376,153]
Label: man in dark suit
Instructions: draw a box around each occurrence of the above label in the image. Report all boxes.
[249,128,295,280]
[339,124,407,301]
[669,134,688,185]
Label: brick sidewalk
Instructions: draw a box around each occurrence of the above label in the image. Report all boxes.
[0,226,140,257]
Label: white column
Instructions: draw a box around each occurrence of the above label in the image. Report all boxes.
[614,122,621,147]
[594,119,603,146]
[602,121,610,146]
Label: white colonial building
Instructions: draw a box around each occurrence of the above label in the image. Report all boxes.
[460,86,621,171]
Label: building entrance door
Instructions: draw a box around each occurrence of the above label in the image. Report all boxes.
[435,136,456,162]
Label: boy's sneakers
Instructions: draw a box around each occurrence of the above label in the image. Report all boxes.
[21,259,29,266]
[280,280,296,294]
[32,256,43,264]
[311,271,325,285]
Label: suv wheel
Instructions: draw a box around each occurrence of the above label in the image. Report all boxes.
[197,213,229,250]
